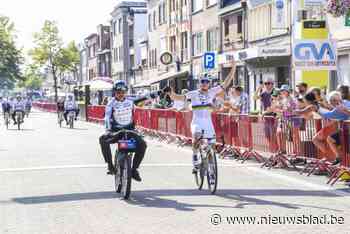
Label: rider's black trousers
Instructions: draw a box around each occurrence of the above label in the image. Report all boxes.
[99,130,146,170]
[12,110,25,123]
[63,109,80,122]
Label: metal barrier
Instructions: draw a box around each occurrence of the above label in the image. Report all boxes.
[34,102,350,185]
[33,102,57,113]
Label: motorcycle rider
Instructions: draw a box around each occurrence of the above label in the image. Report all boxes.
[64,94,79,125]
[12,95,26,124]
[99,80,161,181]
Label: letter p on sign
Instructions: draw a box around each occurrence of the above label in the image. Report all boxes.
[204,52,215,70]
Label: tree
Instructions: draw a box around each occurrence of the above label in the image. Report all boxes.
[30,20,63,102]
[0,15,23,90]
[30,20,80,102]
[18,64,44,90]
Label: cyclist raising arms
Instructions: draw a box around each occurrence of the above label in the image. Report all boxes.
[166,59,236,173]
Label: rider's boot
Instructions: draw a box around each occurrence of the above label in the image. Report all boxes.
[107,163,115,175]
[131,169,142,182]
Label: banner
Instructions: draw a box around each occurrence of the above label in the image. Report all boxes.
[293,40,337,70]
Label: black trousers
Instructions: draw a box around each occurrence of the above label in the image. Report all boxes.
[64,109,80,122]
[12,110,25,122]
[99,130,147,170]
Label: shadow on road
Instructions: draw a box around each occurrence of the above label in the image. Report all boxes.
[12,188,348,212]
[6,129,35,131]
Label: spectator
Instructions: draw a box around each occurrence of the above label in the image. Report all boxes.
[294,91,350,164]
[337,85,350,103]
[102,96,109,106]
[254,77,275,113]
[172,89,189,111]
[310,87,332,110]
[227,86,249,114]
[296,82,308,99]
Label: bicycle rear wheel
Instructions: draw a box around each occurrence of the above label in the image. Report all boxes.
[194,153,205,190]
[207,149,218,194]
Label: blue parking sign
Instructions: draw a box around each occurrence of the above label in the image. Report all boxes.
[204,52,215,69]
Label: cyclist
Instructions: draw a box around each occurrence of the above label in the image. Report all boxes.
[99,80,161,180]
[166,60,236,173]
[12,95,26,125]
[64,94,79,125]
[1,97,12,116]
[57,97,65,121]
[25,97,32,115]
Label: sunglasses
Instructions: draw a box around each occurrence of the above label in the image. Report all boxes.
[200,80,210,84]
[264,82,273,85]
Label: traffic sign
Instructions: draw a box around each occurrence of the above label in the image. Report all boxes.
[204,52,215,70]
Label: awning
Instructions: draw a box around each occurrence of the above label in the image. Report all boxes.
[86,77,113,91]
[133,70,189,88]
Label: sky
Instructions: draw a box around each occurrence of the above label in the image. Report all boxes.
[1,0,118,53]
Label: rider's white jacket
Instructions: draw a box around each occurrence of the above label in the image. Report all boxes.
[12,100,26,111]
[64,100,78,111]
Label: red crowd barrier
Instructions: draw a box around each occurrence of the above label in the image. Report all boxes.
[34,102,350,184]
[86,105,105,124]
[33,102,57,113]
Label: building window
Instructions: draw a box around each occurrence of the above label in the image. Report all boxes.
[224,19,229,36]
[170,36,176,54]
[153,11,157,30]
[207,0,217,7]
[148,14,152,32]
[163,1,167,23]
[192,0,203,13]
[237,14,243,34]
[159,5,162,25]
[113,21,117,35]
[207,29,218,52]
[181,32,188,61]
[192,32,203,56]
[118,18,122,33]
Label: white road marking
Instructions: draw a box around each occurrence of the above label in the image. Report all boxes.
[0,162,256,173]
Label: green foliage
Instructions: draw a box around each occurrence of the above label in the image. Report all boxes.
[29,20,80,101]
[18,64,44,90]
[0,15,23,89]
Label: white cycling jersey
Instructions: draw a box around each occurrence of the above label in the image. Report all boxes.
[185,86,222,138]
[12,101,26,111]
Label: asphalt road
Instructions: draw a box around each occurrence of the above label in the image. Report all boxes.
[0,110,350,234]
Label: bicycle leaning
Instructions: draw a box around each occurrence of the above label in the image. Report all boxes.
[193,131,218,194]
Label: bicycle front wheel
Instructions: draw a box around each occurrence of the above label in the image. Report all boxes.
[115,152,122,193]
[207,149,218,194]
[121,155,132,199]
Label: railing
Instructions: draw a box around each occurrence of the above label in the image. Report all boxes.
[33,102,350,185]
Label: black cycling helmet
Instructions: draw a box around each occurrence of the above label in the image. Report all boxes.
[113,80,128,92]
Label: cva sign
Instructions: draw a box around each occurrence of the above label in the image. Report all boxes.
[293,40,337,70]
